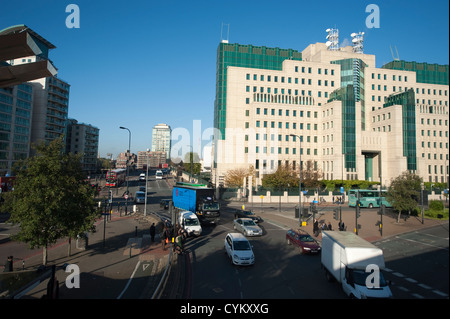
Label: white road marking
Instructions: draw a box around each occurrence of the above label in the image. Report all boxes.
[117,260,141,299]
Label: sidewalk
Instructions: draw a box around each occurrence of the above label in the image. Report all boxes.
[227,201,448,243]
[2,210,171,299]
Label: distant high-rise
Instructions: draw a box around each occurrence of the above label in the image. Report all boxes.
[151,123,171,161]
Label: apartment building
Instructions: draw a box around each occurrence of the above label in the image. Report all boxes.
[66,119,100,173]
[116,151,137,170]
[137,150,166,170]
[213,41,449,186]
[0,25,71,175]
[0,83,34,175]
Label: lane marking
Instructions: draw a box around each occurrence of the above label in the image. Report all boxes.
[418,283,432,290]
[395,235,449,251]
[405,278,418,284]
[432,290,448,297]
[117,260,141,299]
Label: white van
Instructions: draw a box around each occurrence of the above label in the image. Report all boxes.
[155,170,163,180]
[179,211,202,236]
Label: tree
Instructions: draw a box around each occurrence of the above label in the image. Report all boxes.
[262,164,298,189]
[386,171,422,223]
[183,152,201,176]
[2,138,98,266]
[301,160,323,189]
[224,168,250,187]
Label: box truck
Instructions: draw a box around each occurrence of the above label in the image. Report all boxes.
[172,183,220,225]
[321,231,392,299]
[179,211,202,237]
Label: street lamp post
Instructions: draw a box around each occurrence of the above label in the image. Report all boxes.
[144,149,149,216]
[187,145,193,182]
[120,126,131,215]
[290,134,302,226]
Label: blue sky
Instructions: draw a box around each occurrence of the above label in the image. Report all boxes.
[1,0,448,159]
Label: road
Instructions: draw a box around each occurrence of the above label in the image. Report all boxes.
[183,208,448,299]
[186,207,345,299]
[127,177,449,299]
[376,223,449,299]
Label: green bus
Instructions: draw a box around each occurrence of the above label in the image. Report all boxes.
[348,189,392,208]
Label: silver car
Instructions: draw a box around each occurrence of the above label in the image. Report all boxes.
[233,218,263,236]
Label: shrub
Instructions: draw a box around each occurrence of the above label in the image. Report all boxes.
[429,200,444,211]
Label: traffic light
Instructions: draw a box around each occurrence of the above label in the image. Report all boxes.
[356,200,361,218]
[333,208,339,221]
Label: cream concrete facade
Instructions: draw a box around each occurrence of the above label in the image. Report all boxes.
[214,43,449,187]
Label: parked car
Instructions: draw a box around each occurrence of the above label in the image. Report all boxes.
[160,199,171,209]
[233,218,263,236]
[233,209,262,222]
[224,233,255,266]
[286,229,321,254]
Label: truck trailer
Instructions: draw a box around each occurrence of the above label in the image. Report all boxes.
[172,183,220,225]
[321,231,392,299]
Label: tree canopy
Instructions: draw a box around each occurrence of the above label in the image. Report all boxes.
[183,152,202,176]
[386,171,422,223]
[2,137,98,265]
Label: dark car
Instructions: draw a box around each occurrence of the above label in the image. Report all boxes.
[160,199,171,209]
[233,210,262,223]
[286,229,321,254]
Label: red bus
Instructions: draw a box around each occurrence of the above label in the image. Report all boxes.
[106,169,126,187]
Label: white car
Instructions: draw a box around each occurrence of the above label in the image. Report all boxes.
[224,233,255,266]
[233,218,263,236]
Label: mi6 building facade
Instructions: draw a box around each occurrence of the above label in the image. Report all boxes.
[213,41,449,186]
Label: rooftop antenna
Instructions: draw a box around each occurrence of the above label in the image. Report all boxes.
[351,32,364,53]
[221,23,229,43]
[325,28,339,51]
[390,45,400,61]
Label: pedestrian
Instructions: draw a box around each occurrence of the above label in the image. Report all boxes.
[332,196,335,204]
[313,219,319,237]
[149,223,156,242]
[327,222,332,230]
[161,226,167,250]
[164,227,171,251]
